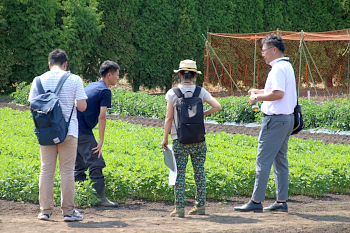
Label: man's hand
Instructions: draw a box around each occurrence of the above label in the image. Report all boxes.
[92,141,103,158]
[93,106,107,158]
[248,89,264,95]
[248,95,258,106]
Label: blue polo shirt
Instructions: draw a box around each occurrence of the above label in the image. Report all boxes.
[77,80,112,135]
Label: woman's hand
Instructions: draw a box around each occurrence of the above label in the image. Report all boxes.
[204,96,222,116]
[162,101,173,151]
[161,138,168,151]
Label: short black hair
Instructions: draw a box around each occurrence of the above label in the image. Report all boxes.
[261,33,285,53]
[99,60,120,78]
[48,49,68,66]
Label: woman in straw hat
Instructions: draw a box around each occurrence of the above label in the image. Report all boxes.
[161,59,221,217]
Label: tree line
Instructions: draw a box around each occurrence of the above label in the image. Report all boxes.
[0,0,349,94]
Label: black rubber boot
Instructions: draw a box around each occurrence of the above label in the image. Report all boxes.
[91,178,119,207]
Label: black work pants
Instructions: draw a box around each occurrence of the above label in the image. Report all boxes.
[74,133,106,181]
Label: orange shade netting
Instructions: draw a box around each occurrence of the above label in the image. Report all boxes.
[210,29,350,41]
[204,29,350,98]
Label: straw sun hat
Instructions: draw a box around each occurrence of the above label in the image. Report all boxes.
[173,59,202,74]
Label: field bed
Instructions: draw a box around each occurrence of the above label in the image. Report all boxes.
[1,102,349,145]
[1,102,350,233]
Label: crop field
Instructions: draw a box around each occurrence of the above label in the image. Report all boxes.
[3,86,350,232]
[11,85,350,130]
[2,100,350,232]
[1,106,350,208]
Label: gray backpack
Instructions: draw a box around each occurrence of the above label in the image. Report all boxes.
[30,73,73,145]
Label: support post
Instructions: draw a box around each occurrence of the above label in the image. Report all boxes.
[253,35,257,89]
[334,65,342,97]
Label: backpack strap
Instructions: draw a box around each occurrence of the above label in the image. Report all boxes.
[54,73,72,94]
[54,72,74,124]
[173,86,202,98]
[173,87,183,98]
[193,86,202,97]
[35,77,45,94]
[277,59,289,63]
[277,59,299,105]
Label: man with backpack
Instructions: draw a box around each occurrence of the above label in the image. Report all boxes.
[74,61,120,207]
[28,49,87,221]
[161,59,221,217]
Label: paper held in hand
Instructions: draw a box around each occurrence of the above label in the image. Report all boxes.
[163,145,177,185]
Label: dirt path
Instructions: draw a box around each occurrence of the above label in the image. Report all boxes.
[2,102,350,232]
[1,194,350,232]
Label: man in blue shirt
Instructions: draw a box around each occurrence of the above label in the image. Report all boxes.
[75,60,120,207]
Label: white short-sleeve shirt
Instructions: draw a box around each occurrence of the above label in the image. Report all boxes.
[165,84,211,140]
[261,57,297,115]
[28,70,88,138]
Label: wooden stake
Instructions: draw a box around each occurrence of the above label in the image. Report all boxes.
[335,65,342,97]
[256,64,259,89]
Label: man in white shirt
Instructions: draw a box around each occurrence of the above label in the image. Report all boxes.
[28,49,87,221]
[234,34,296,213]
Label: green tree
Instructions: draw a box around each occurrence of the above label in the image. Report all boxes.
[340,0,350,27]
[130,0,178,91]
[60,0,103,81]
[1,0,349,94]
[96,0,137,81]
[266,0,346,32]
[174,0,204,85]
[0,0,103,94]
[0,0,60,93]
[261,0,286,31]
[0,4,15,94]
[198,0,237,33]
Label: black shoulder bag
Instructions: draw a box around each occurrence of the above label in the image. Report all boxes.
[291,98,305,135]
[278,59,305,135]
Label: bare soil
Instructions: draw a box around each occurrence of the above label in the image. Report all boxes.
[1,102,350,233]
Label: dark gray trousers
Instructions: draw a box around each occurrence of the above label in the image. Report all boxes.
[251,114,294,202]
[74,133,106,181]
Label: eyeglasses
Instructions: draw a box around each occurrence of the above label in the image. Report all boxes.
[261,47,274,54]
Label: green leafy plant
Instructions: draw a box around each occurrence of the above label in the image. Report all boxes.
[2,107,350,206]
[11,85,350,130]
[10,82,31,106]
[74,180,100,208]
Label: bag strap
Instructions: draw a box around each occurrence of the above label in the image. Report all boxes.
[173,86,202,98]
[54,72,72,94]
[55,73,74,123]
[67,107,74,124]
[193,86,201,97]
[173,87,183,98]
[35,77,45,94]
[277,59,299,105]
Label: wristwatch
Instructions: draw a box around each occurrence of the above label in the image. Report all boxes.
[255,96,258,102]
